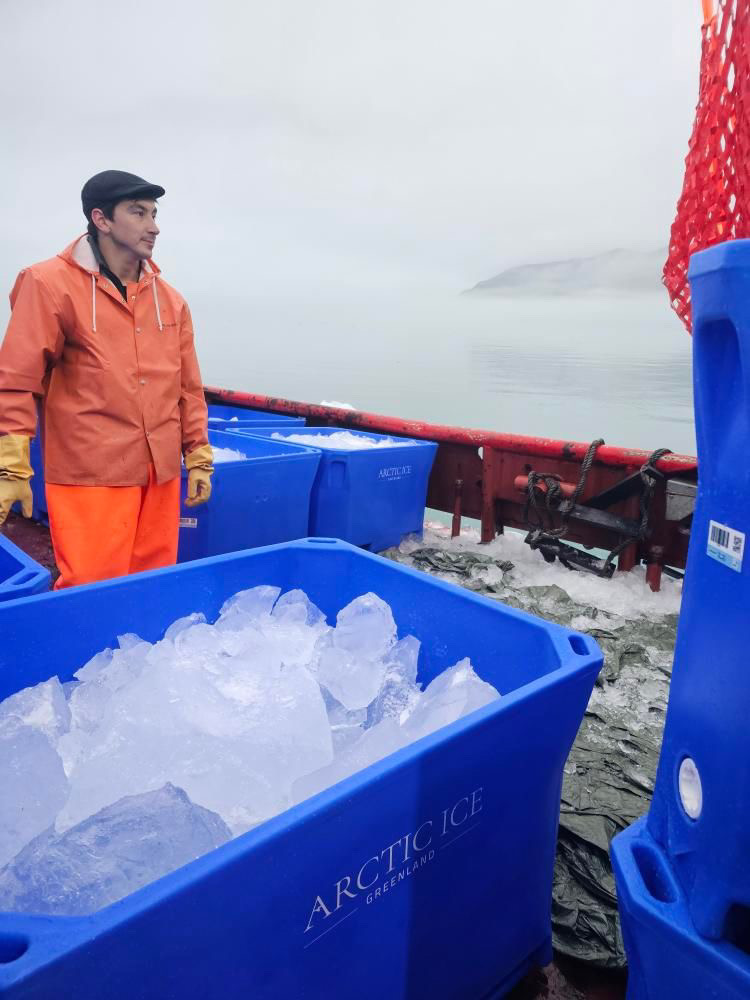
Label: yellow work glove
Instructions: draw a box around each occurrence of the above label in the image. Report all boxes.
[0,434,33,526]
[184,443,214,507]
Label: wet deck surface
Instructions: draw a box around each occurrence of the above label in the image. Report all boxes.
[3,512,628,1000]
[4,512,58,581]
[508,959,625,999]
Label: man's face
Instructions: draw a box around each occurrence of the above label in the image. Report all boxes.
[96,199,160,259]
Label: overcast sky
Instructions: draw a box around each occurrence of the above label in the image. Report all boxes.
[1,0,701,298]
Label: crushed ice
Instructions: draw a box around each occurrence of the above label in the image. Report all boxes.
[210,446,248,463]
[0,588,499,916]
[271,430,412,450]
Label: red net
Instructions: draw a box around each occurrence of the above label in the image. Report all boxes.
[665,0,750,331]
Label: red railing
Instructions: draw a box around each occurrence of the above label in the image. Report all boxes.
[205,387,698,590]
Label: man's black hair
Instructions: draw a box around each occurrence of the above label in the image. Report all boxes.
[86,200,119,238]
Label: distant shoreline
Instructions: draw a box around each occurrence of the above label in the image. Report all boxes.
[465,248,667,297]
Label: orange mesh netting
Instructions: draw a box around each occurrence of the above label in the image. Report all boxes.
[664,0,750,332]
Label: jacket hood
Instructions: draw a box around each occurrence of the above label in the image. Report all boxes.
[59,235,161,280]
[58,235,164,333]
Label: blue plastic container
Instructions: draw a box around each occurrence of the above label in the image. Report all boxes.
[0,538,600,1000]
[0,532,50,603]
[612,820,750,999]
[28,435,46,524]
[207,402,305,429]
[612,239,750,997]
[231,426,438,551]
[24,407,305,527]
[178,429,321,562]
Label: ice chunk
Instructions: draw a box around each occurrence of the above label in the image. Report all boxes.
[62,638,151,760]
[0,783,231,916]
[61,680,79,701]
[117,632,146,652]
[73,646,114,683]
[164,611,207,642]
[401,658,500,742]
[217,585,280,628]
[0,677,70,742]
[366,635,421,728]
[325,695,367,752]
[317,593,396,710]
[172,622,223,661]
[0,719,69,867]
[272,589,326,628]
[334,593,396,658]
[250,590,330,670]
[293,719,405,803]
[57,643,332,835]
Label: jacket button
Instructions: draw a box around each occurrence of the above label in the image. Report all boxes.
[140,378,146,385]
[136,327,141,333]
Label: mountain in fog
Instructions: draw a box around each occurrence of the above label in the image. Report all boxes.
[466,248,667,296]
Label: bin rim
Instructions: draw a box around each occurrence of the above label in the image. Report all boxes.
[0,532,51,599]
[226,425,439,455]
[198,427,323,467]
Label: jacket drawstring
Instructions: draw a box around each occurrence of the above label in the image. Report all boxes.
[90,268,163,333]
[152,276,163,331]
[91,274,97,332]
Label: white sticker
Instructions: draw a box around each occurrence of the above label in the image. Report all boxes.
[707,519,745,572]
[179,517,198,529]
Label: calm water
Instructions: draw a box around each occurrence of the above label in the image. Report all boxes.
[191,291,696,457]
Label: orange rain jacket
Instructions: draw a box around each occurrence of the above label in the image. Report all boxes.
[0,235,207,486]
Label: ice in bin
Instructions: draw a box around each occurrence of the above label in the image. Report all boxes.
[0,538,601,1000]
[0,587,500,917]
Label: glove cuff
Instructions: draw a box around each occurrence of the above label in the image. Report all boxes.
[0,434,33,480]
[185,443,214,472]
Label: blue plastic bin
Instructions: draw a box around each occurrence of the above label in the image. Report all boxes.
[24,407,305,527]
[0,538,600,1000]
[28,436,46,524]
[207,402,305,429]
[612,819,750,999]
[0,532,50,603]
[231,426,438,551]
[178,429,321,562]
[612,239,750,997]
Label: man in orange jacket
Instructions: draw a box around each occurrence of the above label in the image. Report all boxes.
[0,170,213,588]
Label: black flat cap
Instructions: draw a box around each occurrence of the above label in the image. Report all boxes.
[81,170,165,219]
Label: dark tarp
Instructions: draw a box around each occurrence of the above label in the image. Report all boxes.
[386,545,677,968]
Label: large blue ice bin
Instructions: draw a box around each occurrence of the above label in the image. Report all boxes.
[0,532,50,602]
[0,539,600,1000]
[24,407,306,527]
[207,402,306,429]
[231,426,438,551]
[178,429,321,562]
[612,239,750,997]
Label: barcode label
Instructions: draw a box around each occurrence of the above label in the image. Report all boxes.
[179,517,198,528]
[710,524,730,548]
[707,519,745,572]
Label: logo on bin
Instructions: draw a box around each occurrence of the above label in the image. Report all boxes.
[303,787,483,944]
[377,464,412,481]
